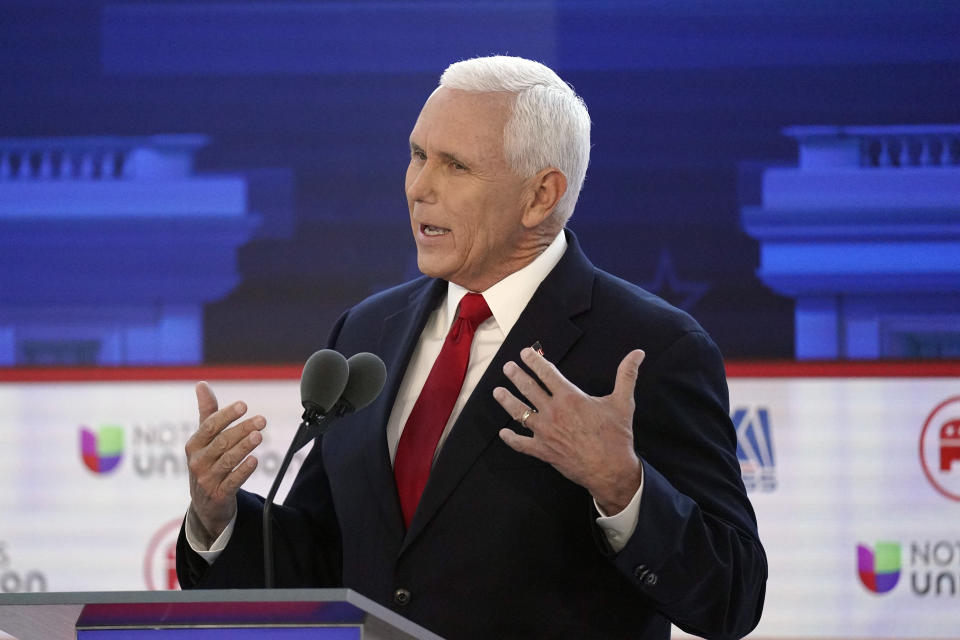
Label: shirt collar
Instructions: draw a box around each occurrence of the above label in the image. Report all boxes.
[445,231,567,335]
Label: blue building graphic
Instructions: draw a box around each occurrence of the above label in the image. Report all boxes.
[0,135,258,365]
[742,125,960,359]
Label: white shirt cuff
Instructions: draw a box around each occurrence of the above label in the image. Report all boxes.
[594,466,644,554]
[184,504,237,566]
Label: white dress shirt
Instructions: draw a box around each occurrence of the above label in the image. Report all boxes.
[187,230,642,559]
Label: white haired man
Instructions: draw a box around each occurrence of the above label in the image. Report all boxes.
[178,56,767,639]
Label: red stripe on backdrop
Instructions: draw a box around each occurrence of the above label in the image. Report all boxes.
[0,360,958,383]
[724,360,960,378]
[0,365,304,383]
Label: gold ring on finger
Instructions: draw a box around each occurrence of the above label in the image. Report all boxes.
[519,408,535,428]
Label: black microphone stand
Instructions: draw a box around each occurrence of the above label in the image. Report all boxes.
[262,402,345,588]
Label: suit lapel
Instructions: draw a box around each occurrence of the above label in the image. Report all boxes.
[359,278,447,539]
[401,230,596,549]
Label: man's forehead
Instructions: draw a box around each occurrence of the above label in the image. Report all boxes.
[409,88,512,150]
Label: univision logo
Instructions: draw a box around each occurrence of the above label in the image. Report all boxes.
[857,541,901,594]
[75,420,307,480]
[857,539,960,597]
[80,424,124,474]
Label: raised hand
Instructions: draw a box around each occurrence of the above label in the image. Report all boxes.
[185,381,266,542]
[494,348,646,515]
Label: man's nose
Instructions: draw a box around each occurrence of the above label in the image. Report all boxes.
[406,162,438,203]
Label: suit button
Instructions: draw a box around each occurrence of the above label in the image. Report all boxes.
[633,564,658,586]
[393,588,411,606]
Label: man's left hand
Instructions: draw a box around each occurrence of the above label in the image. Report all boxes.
[493,347,646,515]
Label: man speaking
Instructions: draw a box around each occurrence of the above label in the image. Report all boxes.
[177,56,766,639]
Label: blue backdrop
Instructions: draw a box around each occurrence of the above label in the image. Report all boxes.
[1,1,958,364]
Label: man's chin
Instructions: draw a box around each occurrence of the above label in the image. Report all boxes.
[415,256,449,281]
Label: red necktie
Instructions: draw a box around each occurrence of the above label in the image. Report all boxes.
[394,292,492,528]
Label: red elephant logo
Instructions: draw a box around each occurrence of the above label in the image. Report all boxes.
[940,418,960,472]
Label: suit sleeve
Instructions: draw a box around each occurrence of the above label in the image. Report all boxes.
[609,330,767,639]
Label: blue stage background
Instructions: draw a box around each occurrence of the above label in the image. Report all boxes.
[1,1,958,365]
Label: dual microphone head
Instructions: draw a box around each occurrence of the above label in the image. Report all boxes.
[296,349,387,447]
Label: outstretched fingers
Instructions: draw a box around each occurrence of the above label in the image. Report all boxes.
[188,413,265,497]
[493,347,646,502]
[492,386,537,431]
[518,347,572,396]
[213,448,260,498]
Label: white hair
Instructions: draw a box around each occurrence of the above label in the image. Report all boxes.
[439,56,591,223]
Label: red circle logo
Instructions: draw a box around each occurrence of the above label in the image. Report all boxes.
[143,517,184,590]
[919,396,960,502]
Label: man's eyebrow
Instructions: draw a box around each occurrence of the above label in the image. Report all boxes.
[408,142,469,167]
[437,151,469,167]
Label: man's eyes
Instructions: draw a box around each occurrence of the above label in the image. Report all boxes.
[409,149,468,172]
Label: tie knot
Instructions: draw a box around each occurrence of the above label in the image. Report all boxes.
[458,292,492,327]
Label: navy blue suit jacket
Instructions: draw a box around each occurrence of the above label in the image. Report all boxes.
[178,230,766,639]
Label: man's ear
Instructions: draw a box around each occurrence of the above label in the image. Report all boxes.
[522,168,567,228]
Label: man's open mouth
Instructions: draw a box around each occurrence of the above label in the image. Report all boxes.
[422,224,450,236]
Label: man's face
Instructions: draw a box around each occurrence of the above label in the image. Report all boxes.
[405,87,534,292]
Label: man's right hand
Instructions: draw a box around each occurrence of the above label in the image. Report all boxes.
[185,381,266,543]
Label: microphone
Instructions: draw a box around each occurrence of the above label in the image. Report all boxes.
[287,351,387,453]
[300,349,351,420]
[263,350,386,588]
[339,351,388,412]
[263,349,348,588]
